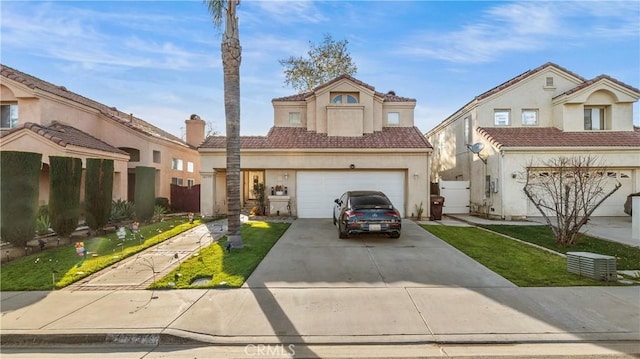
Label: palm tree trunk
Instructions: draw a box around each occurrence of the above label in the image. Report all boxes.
[222,0,243,248]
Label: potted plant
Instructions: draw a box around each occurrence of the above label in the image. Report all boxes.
[275,185,284,196]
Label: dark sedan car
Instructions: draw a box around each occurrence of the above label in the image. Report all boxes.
[333,190,401,239]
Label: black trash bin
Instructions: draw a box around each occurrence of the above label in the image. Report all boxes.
[430,195,445,220]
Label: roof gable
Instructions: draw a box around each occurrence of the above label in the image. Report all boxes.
[272,74,416,103]
[1,122,129,155]
[1,64,190,148]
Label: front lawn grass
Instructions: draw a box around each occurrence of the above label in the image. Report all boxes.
[0,216,201,291]
[481,225,640,270]
[150,221,290,289]
[421,225,623,287]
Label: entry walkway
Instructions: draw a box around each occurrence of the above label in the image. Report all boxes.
[64,220,227,291]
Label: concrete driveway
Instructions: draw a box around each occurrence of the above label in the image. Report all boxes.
[245,219,515,288]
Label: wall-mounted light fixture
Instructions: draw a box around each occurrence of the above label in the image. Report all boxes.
[511,172,517,179]
[413,172,419,179]
[284,172,289,181]
[349,164,355,169]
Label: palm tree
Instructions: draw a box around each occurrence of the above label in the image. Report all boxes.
[205,0,243,248]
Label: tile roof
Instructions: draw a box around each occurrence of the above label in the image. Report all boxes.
[1,64,190,148]
[477,127,640,149]
[1,122,129,155]
[272,74,416,102]
[201,126,432,149]
[475,62,586,101]
[555,74,640,98]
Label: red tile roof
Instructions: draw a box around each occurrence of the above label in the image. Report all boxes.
[477,127,640,149]
[476,62,585,101]
[1,64,190,148]
[201,126,432,149]
[556,74,640,97]
[272,74,416,102]
[1,122,129,155]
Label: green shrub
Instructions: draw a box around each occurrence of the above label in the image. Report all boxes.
[1,151,42,246]
[35,214,51,236]
[109,200,136,223]
[153,205,167,222]
[155,197,170,210]
[84,158,114,231]
[134,166,156,222]
[49,156,83,238]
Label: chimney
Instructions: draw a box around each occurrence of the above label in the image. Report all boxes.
[185,114,205,147]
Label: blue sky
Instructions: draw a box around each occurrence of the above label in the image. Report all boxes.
[2,1,638,138]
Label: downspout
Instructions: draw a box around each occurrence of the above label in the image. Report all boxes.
[499,150,505,219]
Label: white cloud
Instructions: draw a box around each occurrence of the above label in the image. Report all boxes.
[398,1,638,64]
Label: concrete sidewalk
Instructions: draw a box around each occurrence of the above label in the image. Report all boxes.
[1,219,639,356]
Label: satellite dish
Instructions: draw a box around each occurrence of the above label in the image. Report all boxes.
[470,143,484,154]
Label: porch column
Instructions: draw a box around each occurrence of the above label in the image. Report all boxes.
[200,170,215,216]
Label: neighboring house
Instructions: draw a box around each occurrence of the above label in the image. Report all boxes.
[199,75,432,218]
[0,64,203,209]
[426,62,640,219]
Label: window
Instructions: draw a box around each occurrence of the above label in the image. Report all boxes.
[288,112,301,124]
[584,107,605,130]
[331,93,359,104]
[521,109,538,126]
[1,104,18,128]
[171,177,184,186]
[187,179,195,187]
[187,161,194,173]
[494,110,510,126]
[387,112,400,125]
[153,150,161,163]
[172,158,183,171]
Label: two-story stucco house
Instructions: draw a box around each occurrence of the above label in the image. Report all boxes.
[0,64,202,209]
[199,75,432,218]
[426,63,640,219]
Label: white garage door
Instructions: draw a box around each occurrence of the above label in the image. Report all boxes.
[526,169,632,217]
[297,171,405,218]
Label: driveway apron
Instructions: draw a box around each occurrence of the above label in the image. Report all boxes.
[244,219,515,288]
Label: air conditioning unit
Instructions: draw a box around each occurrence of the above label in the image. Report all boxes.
[567,252,617,281]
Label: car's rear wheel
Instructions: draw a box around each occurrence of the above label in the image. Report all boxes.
[389,232,400,239]
[338,220,348,239]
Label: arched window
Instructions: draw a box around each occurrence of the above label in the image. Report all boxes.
[330,93,359,104]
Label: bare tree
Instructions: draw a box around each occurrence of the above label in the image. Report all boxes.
[279,34,357,93]
[523,155,621,246]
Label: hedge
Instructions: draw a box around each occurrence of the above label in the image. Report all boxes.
[0,151,42,246]
[49,156,82,238]
[85,158,114,231]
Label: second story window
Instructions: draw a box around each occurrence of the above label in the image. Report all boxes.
[387,112,400,125]
[521,109,538,126]
[494,110,510,126]
[584,107,605,130]
[172,158,183,171]
[1,103,19,129]
[331,93,359,104]
[288,112,301,124]
[153,150,161,163]
[187,161,194,173]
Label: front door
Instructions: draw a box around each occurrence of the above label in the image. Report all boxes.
[243,171,264,201]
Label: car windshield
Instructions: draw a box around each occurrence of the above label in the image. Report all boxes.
[351,194,391,208]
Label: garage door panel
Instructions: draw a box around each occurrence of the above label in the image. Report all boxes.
[297,171,405,218]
